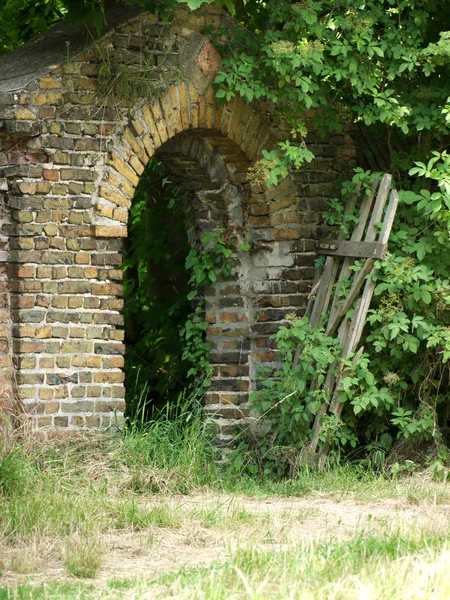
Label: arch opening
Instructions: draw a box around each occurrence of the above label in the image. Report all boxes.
[122,130,253,426]
[123,156,193,422]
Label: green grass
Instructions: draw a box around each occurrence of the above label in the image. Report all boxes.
[1,413,450,599]
[155,532,450,600]
[3,532,449,599]
[64,537,103,579]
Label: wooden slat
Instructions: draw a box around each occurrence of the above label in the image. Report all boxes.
[316,346,365,463]
[308,182,398,461]
[308,318,350,453]
[316,240,387,259]
[363,173,392,243]
[308,193,358,328]
[315,190,399,460]
[340,189,398,360]
[326,258,374,337]
[327,180,378,329]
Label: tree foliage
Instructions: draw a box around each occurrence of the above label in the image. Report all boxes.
[211,0,450,181]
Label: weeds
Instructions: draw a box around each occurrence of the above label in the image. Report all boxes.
[1,420,450,598]
[64,537,103,579]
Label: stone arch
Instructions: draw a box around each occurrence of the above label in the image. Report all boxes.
[0,4,356,434]
[92,85,277,234]
[91,83,297,438]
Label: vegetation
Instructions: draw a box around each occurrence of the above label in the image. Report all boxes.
[2,0,450,468]
[123,156,240,422]
[237,162,450,475]
[1,431,450,597]
[2,1,450,596]
[122,158,193,420]
[212,0,450,469]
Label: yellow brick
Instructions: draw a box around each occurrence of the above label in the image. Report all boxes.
[111,156,139,187]
[87,356,102,369]
[179,85,190,130]
[131,117,144,136]
[36,326,52,339]
[142,134,156,158]
[70,327,85,338]
[188,82,199,128]
[113,208,128,223]
[99,186,131,208]
[94,226,127,238]
[198,95,207,128]
[40,357,55,368]
[205,103,215,130]
[31,94,47,105]
[142,104,162,149]
[18,325,35,337]
[155,119,168,145]
[106,171,121,188]
[161,91,176,138]
[75,253,90,265]
[72,356,87,367]
[47,92,63,104]
[39,388,54,400]
[151,100,168,143]
[18,182,36,195]
[121,181,134,198]
[45,402,59,414]
[129,154,145,176]
[124,127,148,165]
[213,102,224,130]
[15,108,37,120]
[228,97,244,138]
[95,205,114,219]
[40,77,62,89]
[36,182,52,194]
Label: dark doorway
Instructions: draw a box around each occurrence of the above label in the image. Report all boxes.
[123,157,194,423]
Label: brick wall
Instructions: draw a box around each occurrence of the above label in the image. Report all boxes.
[0,5,355,441]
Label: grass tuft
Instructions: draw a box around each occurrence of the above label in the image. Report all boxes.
[64,536,103,579]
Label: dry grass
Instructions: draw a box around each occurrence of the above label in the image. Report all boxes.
[64,536,104,579]
[1,432,450,598]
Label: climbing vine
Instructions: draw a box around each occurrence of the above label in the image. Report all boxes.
[232,158,450,476]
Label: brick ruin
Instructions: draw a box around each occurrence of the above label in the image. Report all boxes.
[0,4,355,442]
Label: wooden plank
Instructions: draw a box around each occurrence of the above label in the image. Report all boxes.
[308,193,358,328]
[326,258,374,337]
[309,185,398,461]
[316,240,387,259]
[315,190,399,459]
[349,180,379,242]
[316,346,365,463]
[308,317,350,453]
[341,190,399,359]
[327,180,378,329]
[363,173,392,244]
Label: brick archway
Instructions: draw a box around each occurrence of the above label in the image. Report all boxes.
[93,85,277,236]
[91,83,302,441]
[0,4,355,434]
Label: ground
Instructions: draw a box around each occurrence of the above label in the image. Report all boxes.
[1,432,450,599]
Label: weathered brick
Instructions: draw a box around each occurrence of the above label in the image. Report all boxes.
[39,77,62,89]
[0,9,352,438]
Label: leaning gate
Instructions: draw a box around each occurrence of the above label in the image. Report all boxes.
[0,4,358,444]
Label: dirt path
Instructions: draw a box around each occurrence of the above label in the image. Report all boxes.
[2,493,450,590]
